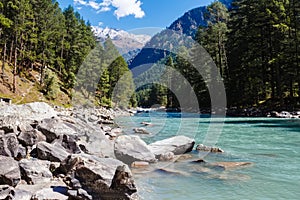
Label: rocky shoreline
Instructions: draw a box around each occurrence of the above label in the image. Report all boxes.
[0,102,253,200]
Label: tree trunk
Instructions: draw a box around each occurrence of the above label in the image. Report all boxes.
[2,42,6,75]
[40,49,45,85]
[9,39,14,64]
[13,45,17,93]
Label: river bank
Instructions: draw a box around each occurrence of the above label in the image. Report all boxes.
[0,102,234,200]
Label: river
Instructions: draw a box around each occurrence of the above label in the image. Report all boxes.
[115,112,300,200]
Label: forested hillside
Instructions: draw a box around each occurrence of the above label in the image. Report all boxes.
[135,0,300,112]
[0,0,135,107]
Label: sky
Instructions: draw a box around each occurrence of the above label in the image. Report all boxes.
[56,0,213,34]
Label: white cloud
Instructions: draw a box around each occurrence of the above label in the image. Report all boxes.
[111,0,145,19]
[89,1,101,9]
[73,0,145,19]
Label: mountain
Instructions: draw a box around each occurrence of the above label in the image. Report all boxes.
[129,0,232,70]
[92,26,151,59]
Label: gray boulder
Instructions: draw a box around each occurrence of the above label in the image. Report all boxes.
[53,134,81,154]
[149,136,195,158]
[18,129,46,147]
[60,154,137,200]
[0,185,32,200]
[114,135,157,165]
[36,141,69,162]
[19,159,52,184]
[0,116,20,134]
[31,188,68,200]
[0,156,21,186]
[0,133,19,157]
[37,118,77,143]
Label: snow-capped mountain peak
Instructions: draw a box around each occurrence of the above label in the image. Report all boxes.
[92,26,151,49]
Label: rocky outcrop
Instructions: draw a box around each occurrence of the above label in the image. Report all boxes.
[37,118,77,143]
[149,136,195,158]
[19,159,52,184]
[0,156,21,186]
[59,154,137,200]
[114,135,157,165]
[0,185,32,200]
[0,133,19,157]
[36,141,69,162]
[0,102,139,199]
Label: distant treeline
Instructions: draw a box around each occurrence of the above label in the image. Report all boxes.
[136,0,300,111]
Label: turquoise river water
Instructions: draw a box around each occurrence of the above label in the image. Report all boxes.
[115,112,300,200]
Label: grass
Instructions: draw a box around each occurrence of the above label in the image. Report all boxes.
[0,61,71,107]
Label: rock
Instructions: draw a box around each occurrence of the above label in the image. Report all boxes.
[210,162,253,170]
[149,136,195,158]
[133,127,150,134]
[0,185,14,199]
[77,130,114,158]
[159,152,175,161]
[131,161,149,168]
[36,141,69,162]
[0,185,32,200]
[111,128,122,135]
[98,119,114,125]
[19,159,52,184]
[196,144,224,153]
[31,187,68,200]
[141,122,152,126]
[0,116,20,133]
[16,145,27,160]
[12,189,32,200]
[155,168,190,176]
[102,126,112,132]
[114,135,157,165]
[53,134,81,154]
[67,188,92,200]
[0,133,19,157]
[175,154,193,162]
[0,102,57,121]
[110,165,137,198]
[37,118,77,143]
[16,178,67,197]
[0,155,21,186]
[59,154,137,199]
[18,129,46,147]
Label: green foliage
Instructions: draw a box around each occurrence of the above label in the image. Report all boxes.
[42,68,59,99]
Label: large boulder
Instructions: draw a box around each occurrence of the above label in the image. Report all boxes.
[37,118,77,143]
[19,159,53,184]
[0,133,19,157]
[36,141,69,162]
[0,116,21,134]
[0,185,32,200]
[149,136,195,158]
[60,154,137,200]
[0,156,21,186]
[31,188,68,200]
[114,135,157,165]
[18,129,46,147]
[77,130,115,158]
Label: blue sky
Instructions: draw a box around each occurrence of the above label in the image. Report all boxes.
[57,0,213,32]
